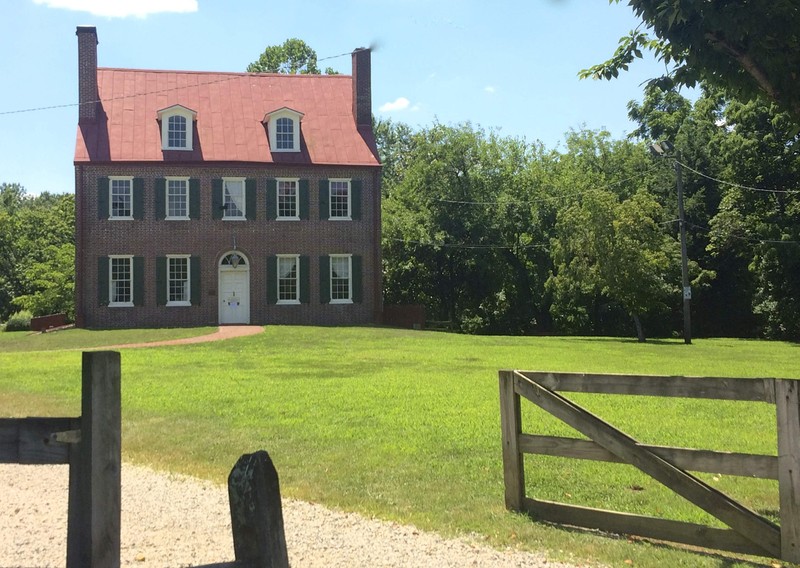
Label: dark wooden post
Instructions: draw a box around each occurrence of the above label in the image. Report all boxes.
[776,379,800,563]
[228,450,289,568]
[499,370,524,511]
[67,351,121,568]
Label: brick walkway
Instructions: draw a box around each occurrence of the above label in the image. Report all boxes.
[99,325,263,349]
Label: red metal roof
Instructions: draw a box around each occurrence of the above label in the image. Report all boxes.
[75,68,380,167]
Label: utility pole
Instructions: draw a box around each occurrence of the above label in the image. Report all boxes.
[650,141,692,344]
[675,153,692,344]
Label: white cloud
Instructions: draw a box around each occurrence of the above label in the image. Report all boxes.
[33,0,198,18]
[484,85,496,94]
[379,97,411,112]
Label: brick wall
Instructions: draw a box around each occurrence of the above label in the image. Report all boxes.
[76,163,382,328]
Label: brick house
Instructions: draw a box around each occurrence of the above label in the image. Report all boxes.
[73,26,382,328]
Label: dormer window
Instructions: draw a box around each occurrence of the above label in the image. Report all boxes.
[263,107,303,153]
[157,105,197,151]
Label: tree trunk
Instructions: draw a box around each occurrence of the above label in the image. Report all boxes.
[632,313,646,343]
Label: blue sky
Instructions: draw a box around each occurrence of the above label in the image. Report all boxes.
[0,0,672,195]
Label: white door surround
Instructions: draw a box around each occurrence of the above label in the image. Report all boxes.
[218,251,251,325]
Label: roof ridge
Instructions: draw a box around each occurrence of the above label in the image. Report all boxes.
[97,67,352,78]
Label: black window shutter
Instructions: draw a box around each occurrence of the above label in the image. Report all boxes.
[97,256,109,305]
[266,179,277,220]
[133,256,145,306]
[299,179,309,220]
[319,255,330,303]
[156,256,167,306]
[352,255,363,303]
[299,255,310,303]
[98,177,108,219]
[266,255,277,304]
[351,179,362,220]
[245,178,257,220]
[189,179,200,219]
[133,178,145,220]
[190,256,201,305]
[212,179,223,220]
[319,179,329,219]
[155,178,166,220]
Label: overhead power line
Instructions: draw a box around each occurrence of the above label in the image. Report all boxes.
[386,237,548,250]
[688,222,800,245]
[676,160,800,195]
[0,48,365,117]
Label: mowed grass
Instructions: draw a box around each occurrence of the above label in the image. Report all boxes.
[1,327,797,567]
[0,326,216,351]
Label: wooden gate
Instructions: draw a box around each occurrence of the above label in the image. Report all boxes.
[499,370,800,562]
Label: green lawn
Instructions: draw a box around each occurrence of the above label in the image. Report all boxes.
[0,326,217,351]
[1,326,797,567]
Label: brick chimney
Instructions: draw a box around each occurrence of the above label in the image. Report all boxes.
[76,26,98,123]
[351,48,371,126]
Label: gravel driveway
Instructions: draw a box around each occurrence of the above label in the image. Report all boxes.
[0,463,587,568]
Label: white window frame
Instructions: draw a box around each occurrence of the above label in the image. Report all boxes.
[263,107,303,153]
[328,178,352,220]
[223,177,246,221]
[165,176,190,220]
[108,255,134,308]
[277,254,300,305]
[109,176,133,220]
[157,105,196,151]
[329,254,353,304]
[166,254,191,307]
[276,178,299,220]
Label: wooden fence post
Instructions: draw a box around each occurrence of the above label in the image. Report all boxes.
[67,351,121,568]
[775,379,800,563]
[499,370,524,511]
[228,450,289,568]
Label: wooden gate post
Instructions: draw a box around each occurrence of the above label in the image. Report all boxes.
[775,379,800,563]
[499,370,524,511]
[228,450,289,568]
[67,351,121,568]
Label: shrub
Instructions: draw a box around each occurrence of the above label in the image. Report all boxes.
[4,310,33,332]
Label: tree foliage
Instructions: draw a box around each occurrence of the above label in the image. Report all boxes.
[247,38,337,75]
[581,1,800,122]
[0,185,75,322]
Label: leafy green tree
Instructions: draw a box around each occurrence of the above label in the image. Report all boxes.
[707,96,800,339]
[247,38,337,75]
[582,1,800,122]
[0,187,75,322]
[548,189,679,342]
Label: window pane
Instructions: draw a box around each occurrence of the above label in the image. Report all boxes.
[276,117,293,149]
[330,181,350,218]
[110,257,131,303]
[110,179,131,217]
[277,180,297,218]
[168,257,189,303]
[330,256,350,300]
[168,115,187,148]
[167,179,188,217]
[224,180,245,218]
[278,256,298,301]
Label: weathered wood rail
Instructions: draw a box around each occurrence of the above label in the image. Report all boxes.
[0,351,121,568]
[499,370,800,563]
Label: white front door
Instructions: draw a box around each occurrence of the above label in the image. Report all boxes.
[218,255,250,324]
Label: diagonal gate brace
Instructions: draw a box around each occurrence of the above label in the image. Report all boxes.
[513,371,781,558]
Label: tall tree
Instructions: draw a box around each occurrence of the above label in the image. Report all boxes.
[0,187,75,322]
[247,38,337,75]
[548,189,679,342]
[581,1,800,122]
